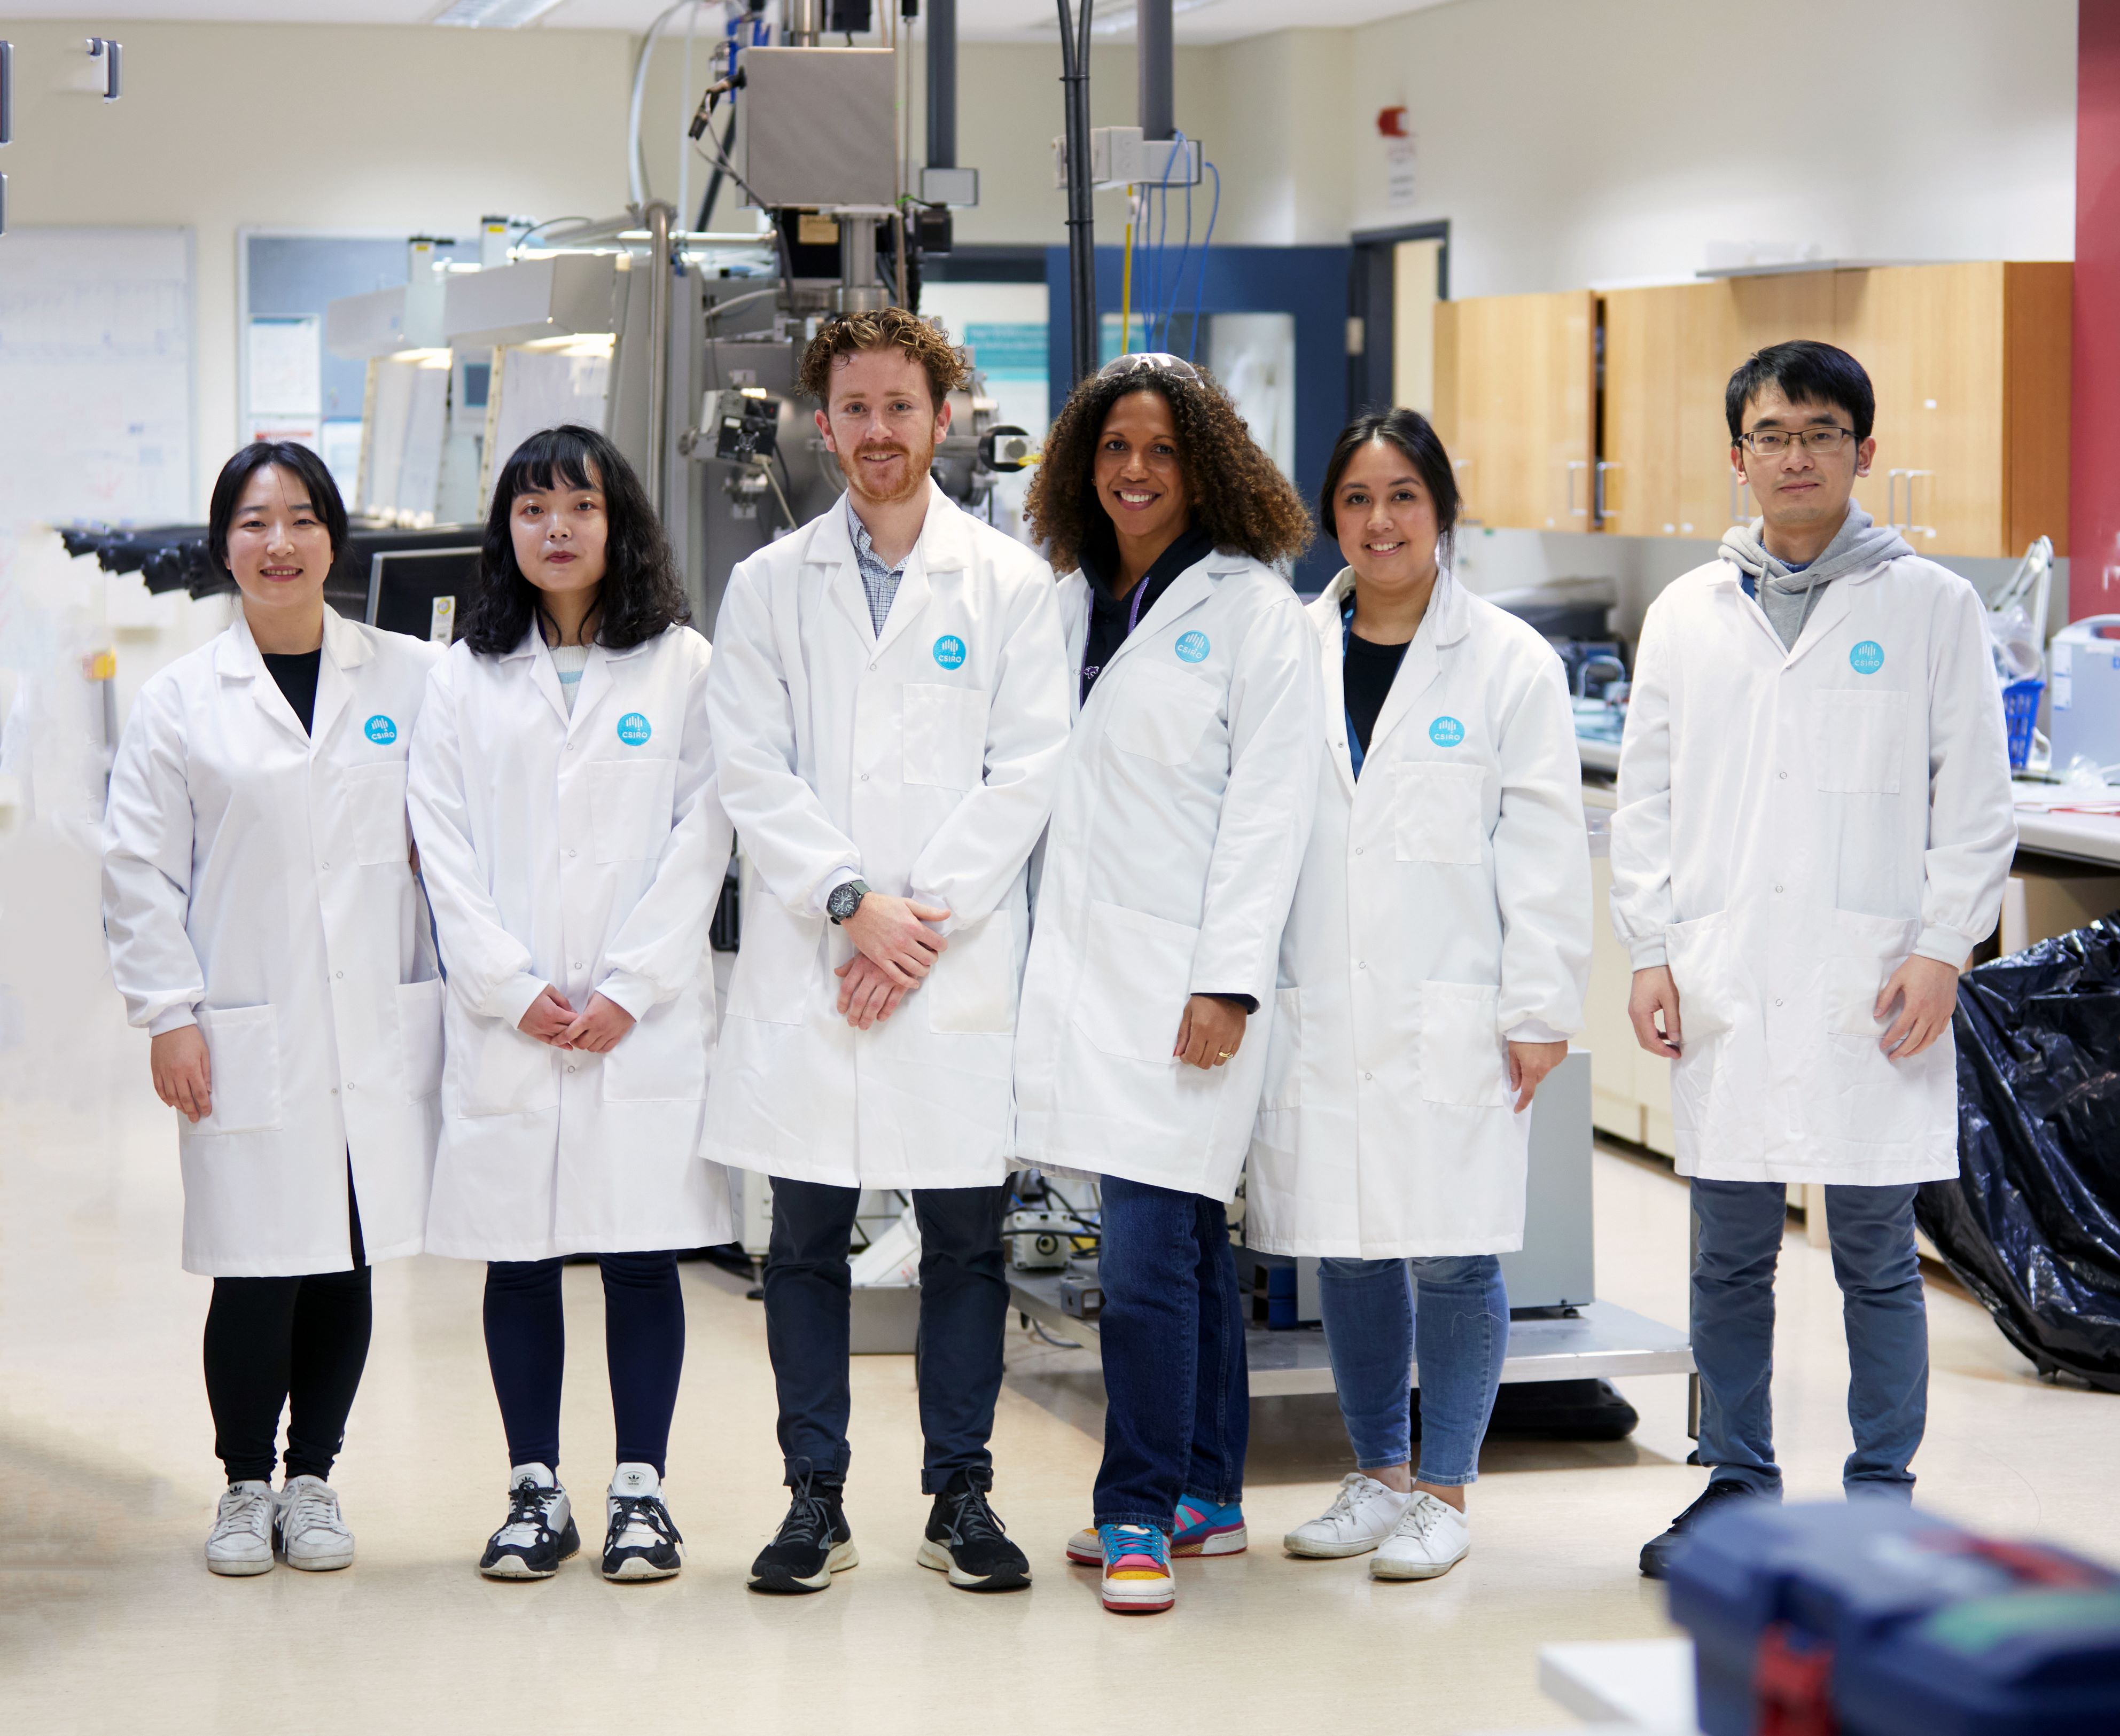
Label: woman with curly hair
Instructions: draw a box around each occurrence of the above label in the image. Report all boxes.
[1012,353,1323,1614]
[408,424,734,1584]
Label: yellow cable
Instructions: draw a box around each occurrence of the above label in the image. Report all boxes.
[1120,186,1135,355]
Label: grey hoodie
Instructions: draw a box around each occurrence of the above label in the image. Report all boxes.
[1718,502,1912,651]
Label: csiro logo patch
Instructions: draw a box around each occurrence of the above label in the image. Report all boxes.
[1850,640,1885,675]
[1175,631,1211,663]
[616,713,652,746]
[363,715,397,745]
[1429,716,1467,748]
[933,634,967,670]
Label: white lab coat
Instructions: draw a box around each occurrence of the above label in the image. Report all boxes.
[102,607,442,1277]
[1609,552,2017,1186]
[1245,568,1592,1257]
[1013,551,1323,1202]
[408,623,735,1260]
[702,483,1071,1188]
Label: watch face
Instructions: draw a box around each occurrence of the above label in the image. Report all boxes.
[829,882,862,920]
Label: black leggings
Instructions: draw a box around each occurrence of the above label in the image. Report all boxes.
[482,1253,685,1478]
[202,1184,372,1485]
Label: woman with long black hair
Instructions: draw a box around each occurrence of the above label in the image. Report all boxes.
[408,424,732,1583]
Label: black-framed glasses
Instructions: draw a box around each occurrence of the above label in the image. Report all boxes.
[1738,426,1854,457]
[1095,351,1202,384]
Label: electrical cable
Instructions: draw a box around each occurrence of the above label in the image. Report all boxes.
[1025,1319,1084,1350]
[630,2,713,209]
[1188,158,1220,362]
[1120,186,1135,354]
[1158,134,1193,349]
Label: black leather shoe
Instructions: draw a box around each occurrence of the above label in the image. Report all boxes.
[917,1472,1031,1591]
[1639,1477,1761,1579]
[748,1470,858,1594]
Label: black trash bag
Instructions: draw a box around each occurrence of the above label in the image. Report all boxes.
[1916,917,2120,1391]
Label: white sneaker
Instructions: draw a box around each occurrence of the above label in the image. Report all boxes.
[480,1463,579,1579]
[602,1463,683,1582]
[1283,1472,1414,1559]
[1371,1491,1470,1580]
[274,1474,355,1571]
[206,1481,275,1576]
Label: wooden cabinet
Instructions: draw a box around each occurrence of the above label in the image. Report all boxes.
[1834,262,2070,558]
[1472,263,2072,557]
[1432,291,1595,533]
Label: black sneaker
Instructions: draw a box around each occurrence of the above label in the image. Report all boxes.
[1639,1477,1761,1579]
[479,1465,580,1580]
[602,1463,683,1582]
[747,1470,858,1594]
[917,1472,1031,1592]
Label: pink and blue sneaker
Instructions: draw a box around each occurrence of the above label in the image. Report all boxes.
[1066,1495,1246,1565]
[1097,1523,1174,1614]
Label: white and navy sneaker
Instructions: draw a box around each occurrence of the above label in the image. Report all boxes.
[479,1463,580,1580]
[1284,1472,1415,1560]
[274,1474,355,1571]
[602,1463,683,1582]
[206,1480,275,1576]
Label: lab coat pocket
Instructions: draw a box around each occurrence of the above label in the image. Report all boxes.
[1259,986,1304,1109]
[1663,910,1740,1041]
[1824,910,1922,1036]
[727,891,822,1027]
[1106,668,1219,766]
[928,911,1020,1035]
[1393,761,1486,865]
[194,1004,283,1135]
[448,997,558,1117]
[344,763,410,868]
[591,760,677,863]
[603,990,709,1102]
[1073,901,1197,1062]
[1812,691,1906,794]
[902,684,987,790]
[395,978,444,1101]
[1417,981,1510,1107]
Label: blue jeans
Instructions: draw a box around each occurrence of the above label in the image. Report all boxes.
[762,1178,1010,1494]
[1691,1178,1926,1499]
[1318,1255,1508,1487]
[1093,1176,1249,1529]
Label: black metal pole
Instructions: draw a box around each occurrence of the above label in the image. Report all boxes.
[926,0,956,169]
[1138,0,1173,140]
[1057,0,1097,387]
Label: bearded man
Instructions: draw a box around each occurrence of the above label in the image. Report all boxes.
[702,308,1070,1597]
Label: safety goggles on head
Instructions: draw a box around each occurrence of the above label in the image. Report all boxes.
[1095,351,1202,384]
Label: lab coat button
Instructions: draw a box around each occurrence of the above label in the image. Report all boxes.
[1774,998,1783,1007]
[1354,846,1365,856]
[1774,884,1784,894]
[1778,771,1788,780]
[568,848,578,858]
[334,971,344,980]
[1364,1070,1374,1081]
[861,772,870,781]
[567,1064,578,1073]
[1358,960,1367,969]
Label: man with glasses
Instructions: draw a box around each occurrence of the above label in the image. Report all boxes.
[1611,341,2015,1576]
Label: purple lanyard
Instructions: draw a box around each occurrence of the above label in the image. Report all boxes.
[1080,577,1153,707]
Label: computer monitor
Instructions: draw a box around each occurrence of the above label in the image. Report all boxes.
[367,546,481,645]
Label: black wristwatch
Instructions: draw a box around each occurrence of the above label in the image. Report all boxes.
[827,879,870,925]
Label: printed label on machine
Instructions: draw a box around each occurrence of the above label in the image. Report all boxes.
[429,595,455,646]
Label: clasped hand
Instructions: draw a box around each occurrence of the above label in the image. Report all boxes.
[518,986,636,1052]
[835,892,952,1028]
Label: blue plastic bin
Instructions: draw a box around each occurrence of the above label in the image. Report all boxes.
[1665,1501,2120,1736]
[2002,677,2043,772]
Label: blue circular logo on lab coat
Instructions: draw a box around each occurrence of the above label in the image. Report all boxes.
[933,634,967,670]
[1849,640,1885,675]
[1175,631,1211,663]
[363,715,397,745]
[1429,715,1467,748]
[616,712,652,746]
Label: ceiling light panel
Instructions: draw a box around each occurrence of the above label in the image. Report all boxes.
[432,0,566,26]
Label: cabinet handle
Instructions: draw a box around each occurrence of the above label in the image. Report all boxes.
[1,42,12,146]
[1566,459,1589,519]
[1594,460,1616,525]
[1901,468,1935,541]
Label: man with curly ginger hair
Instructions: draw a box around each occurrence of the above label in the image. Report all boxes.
[702,306,1071,1598]
[1012,353,1323,1614]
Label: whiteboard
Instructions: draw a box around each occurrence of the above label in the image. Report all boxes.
[0,228,194,529]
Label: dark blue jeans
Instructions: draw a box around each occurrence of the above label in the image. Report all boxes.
[1093,1176,1249,1529]
[763,1178,1009,1494]
[482,1252,685,1478]
[1692,1178,1927,1499]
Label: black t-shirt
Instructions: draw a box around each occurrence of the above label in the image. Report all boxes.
[1079,523,1219,703]
[261,649,322,737]
[1343,631,1409,768]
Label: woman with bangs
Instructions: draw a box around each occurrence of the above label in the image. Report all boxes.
[408,425,732,1585]
[1012,353,1323,1615]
